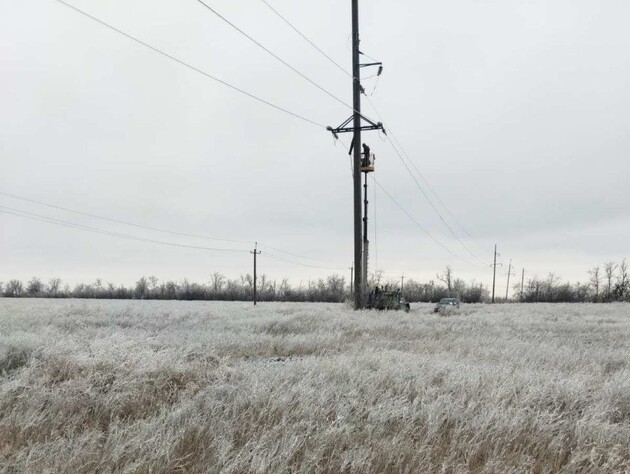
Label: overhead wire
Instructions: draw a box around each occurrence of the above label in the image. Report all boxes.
[195,0,378,123]
[0,206,249,253]
[259,0,383,96]
[371,177,475,266]
[0,191,346,267]
[259,0,351,79]
[365,97,491,257]
[53,0,325,129]
[385,135,485,265]
[393,137,492,257]
[335,137,476,267]
[0,191,253,244]
[261,250,346,271]
[260,244,345,266]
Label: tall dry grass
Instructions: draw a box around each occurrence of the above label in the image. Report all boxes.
[0,299,629,472]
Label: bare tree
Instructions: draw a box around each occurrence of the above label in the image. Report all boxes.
[134,277,148,299]
[165,281,177,299]
[437,266,454,292]
[604,262,617,301]
[453,278,466,298]
[545,273,559,301]
[26,277,45,296]
[372,270,384,287]
[5,280,23,297]
[210,272,225,292]
[243,274,254,290]
[278,278,290,299]
[48,278,62,297]
[326,274,346,300]
[588,266,601,301]
[615,259,629,300]
[259,274,268,294]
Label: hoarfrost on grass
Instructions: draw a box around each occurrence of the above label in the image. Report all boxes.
[0,299,629,472]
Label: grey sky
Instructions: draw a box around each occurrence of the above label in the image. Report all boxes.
[1,0,629,291]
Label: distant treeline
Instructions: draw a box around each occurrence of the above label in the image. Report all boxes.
[0,272,485,303]
[518,260,629,303]
[1,259,627,303]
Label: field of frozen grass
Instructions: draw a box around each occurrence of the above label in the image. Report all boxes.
[1,299,629,472]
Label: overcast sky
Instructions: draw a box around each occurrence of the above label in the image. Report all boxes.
[1,0,629,292]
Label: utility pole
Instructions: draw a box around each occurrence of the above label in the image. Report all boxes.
[520,268,525,302]
[505,259,513,301]
[490,244,502,304]
[352,0,364,309]
[328,0,384,310]
[401,273,405,294]
[250,242,261,306]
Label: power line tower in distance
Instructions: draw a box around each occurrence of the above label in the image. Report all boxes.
[505,259,515,301]
[251,242,261,305]
[490,244,502,303]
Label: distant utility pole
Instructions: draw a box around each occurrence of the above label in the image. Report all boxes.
[401,273,405,294]
[520,268,525,302]
[505,259,513,301]
[250,242,261,306]
[328,0,384,309]
[490,244,502,304]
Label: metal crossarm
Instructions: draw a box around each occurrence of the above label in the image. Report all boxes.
[327,115,385,138]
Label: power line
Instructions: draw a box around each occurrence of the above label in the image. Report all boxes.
[0,191,253,244]
[372,178,476,266]
[259,0,351,79]
[260,244,344,266]
[365,96,491,258]
[385,135,485,264]
[262,250,345,271]
[195,0,377,122]
[0,191,346,269]
[339,135,476,266]
[53,0,325,128]
[0,206,249,253]
[260,1,381,90]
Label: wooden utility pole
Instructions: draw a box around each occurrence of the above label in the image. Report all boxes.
[491,244,500,303]
[351,0,363,309]
[520,268,525,302]
[328,0,384,309]
[401,273,405,294]
[505,259,513,301]
[250,242,261,305]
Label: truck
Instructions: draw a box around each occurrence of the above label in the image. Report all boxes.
[367,285,410,312]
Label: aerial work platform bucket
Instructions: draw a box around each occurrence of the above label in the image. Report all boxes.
[361,153,375,173]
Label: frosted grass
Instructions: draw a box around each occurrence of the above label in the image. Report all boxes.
[0,299,629,472]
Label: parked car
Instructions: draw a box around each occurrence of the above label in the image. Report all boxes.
[433,297,460,312]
